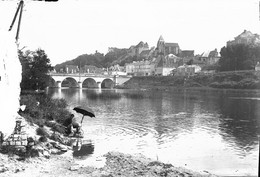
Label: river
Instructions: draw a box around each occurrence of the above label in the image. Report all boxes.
[47,88,259,176]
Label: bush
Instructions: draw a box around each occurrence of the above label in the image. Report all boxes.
[19,93,71,128]
[39,136,48,142]
[36,126,49,137]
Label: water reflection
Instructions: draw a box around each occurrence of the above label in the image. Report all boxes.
[72,139,95,159]
[47,88,260,176]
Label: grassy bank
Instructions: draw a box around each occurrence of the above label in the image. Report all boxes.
[19,92,71,133]
[122,70,260,90]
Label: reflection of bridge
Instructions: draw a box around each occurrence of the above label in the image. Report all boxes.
[49,73,131,88]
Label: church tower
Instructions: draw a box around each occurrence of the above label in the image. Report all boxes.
[157,35,165,55]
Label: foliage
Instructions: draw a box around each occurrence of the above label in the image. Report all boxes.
[36,126,49,137]
[219,44,260,71]
[202,63,219,71]
[123,70,260,90]
[19,94,71,126]
[19,49,53,91]
[54,48,137,71]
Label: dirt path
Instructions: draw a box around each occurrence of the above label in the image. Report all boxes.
[0,151,218,177]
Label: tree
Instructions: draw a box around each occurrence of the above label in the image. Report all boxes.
[219,44,260,71]
[19,49,53,90]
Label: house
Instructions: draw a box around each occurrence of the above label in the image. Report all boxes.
[128,41,150,56]
[199,49,220,65]
[108,64,126,75]
[178,50,195,65]
[176,64,201,76]
[65,65,79,74]
[227,30,260,46]
[125,62,135,75]
[125,60,156,76]
[154,54,179,76]
[179,50,194,58]
[83,65,104,74]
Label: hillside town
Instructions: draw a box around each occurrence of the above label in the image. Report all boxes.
[55,30,260,77]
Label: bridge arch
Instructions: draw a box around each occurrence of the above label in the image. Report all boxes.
[101,78,114,88]
[48,77,56,87]
[82,78,97,88]
[61,77,78,88]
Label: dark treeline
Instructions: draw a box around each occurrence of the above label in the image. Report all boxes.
[219,44,260,71]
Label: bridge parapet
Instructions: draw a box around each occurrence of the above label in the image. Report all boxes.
[49,73,131,88]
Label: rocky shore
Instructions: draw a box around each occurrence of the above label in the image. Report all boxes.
[0,118,218,177]
[0,150,218,177]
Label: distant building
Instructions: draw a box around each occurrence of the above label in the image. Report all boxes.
[227,30,260,46]
[65,65,79,74]
[109,64,125,73]
[154,54,180,76]
[128,41,149,56]
[156,35,180,56]
[178,50,195,65]
[199,49,220,65]
[179,50,194,58]
[125,60,156,76]
[139,48,155,60]
[176,64,201,76]
[83,65,104,74]
[125,62,135,75]
[165,43,180,56]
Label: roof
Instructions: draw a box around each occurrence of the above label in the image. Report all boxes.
[167,54,177,58]
[235,30,255,39]
[201,51,210,57]
[140,50,150,56]
[165,43,179,47]
[180,50,194,58]
[66,65,78,69]
[158,35,164,42]
[209,49,218,57]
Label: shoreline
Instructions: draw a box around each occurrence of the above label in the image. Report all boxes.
[0,116,219,177]
[0,148,220,177]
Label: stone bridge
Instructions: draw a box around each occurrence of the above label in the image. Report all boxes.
[49,73,131,89]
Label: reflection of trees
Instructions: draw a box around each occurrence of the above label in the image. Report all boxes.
[217,98,260,151]
[147,90,196,139]
[183,90,259,151]
[159,89,260,152]
[73,142,94,159]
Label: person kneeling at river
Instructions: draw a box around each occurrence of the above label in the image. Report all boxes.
[64,114,80,136]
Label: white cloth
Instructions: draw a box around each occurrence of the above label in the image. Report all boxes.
[0,30,22,138]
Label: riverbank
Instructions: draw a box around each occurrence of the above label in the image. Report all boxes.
[0,148,218,177]
[0,118,218,177]
[120,70,260,90]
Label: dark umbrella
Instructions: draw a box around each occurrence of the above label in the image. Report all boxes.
[73,106,95,124]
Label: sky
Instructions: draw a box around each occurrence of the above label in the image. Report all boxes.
[0,0,260,65]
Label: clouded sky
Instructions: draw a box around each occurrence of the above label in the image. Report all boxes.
[0,0,259,65]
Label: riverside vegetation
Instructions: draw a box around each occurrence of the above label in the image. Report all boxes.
[121,70,260,90]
